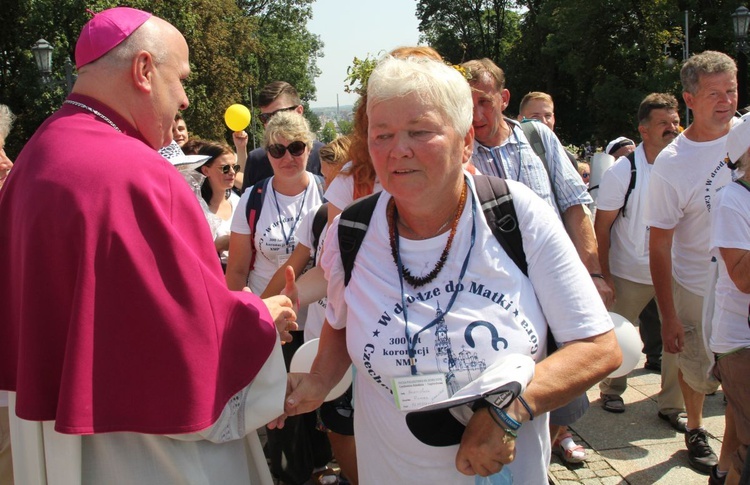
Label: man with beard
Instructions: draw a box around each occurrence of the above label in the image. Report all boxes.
[596,93,681,417]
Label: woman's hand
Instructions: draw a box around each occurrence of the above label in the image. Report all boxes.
[232,131,248,152]
[280,266,299,313]
[267,372,329,429]
[258,292,297,343]
[456,407,517,477]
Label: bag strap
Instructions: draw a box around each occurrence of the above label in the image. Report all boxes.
[519,121,549,175]
[472,174,528,276]
[311,203,329,265]
[338,192,382,286]
[619,151,637,218]
[244,177,271,272]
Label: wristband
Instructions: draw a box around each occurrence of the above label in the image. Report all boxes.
[517,395,534,421]
[486,407,518,441]
[590,273,605,280]
[490,405,521,431]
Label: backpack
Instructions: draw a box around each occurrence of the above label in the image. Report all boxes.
[244,174,325,271]
[337,174,558,353]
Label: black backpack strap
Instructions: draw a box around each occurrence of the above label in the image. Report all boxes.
[310,173,326,201]
[473,174,560,354]
[244,177,271,272]
[311,203,329,264]
[472,174,528,276]
[338,192,382,286]
[619,152,637,218]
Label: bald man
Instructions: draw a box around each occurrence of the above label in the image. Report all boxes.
[0,7,294,483]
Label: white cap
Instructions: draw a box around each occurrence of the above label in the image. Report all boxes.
[605,137,635,156]
[726,112,750,164]
[158,140,211,171]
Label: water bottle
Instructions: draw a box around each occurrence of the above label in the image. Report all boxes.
[475,466,513,484]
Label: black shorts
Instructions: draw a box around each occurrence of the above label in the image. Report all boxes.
[319,384,354,436]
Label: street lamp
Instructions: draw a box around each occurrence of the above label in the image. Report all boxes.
[31,38,76,93]
[732,6,750,109]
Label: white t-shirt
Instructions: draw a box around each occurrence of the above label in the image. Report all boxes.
[596,144,653,284]
[215,191,240,265]
[296,205,329,341]
[230,173,323,294]
[709,181,750,354]
[324,161,383,211]
[321,178,613,485]
[644,132,734,295]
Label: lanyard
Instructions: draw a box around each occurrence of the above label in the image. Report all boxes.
[394,180,477,375]
[272,182,308,253]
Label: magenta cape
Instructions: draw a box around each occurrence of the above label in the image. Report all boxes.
[0,94,278,434]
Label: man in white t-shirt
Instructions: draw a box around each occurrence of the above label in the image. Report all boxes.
[596,93,681,416]
[644,50,738,474]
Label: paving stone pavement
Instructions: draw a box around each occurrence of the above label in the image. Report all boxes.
[547,352,726,485]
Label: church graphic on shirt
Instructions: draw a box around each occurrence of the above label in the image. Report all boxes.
[433,304,487,395]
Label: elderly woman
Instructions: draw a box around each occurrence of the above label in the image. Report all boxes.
[279,57,620,483]
[708,114,750,484]
[227,111,323,294]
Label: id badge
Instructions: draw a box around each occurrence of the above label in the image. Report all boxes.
[276,253,290,268]
[392,373,449,411]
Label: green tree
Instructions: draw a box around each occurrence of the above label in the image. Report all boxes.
[337,119,353,136]
[416,0,522,63]
[320,120,337,144]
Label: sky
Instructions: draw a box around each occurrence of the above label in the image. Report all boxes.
[308,0,421,108]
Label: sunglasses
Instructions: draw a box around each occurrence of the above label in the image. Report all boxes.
[259,106,300,124]
[219,164,241,174]
[267,141,307,159]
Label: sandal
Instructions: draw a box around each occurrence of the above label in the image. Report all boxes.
[554,433,586,464]
[311,466,339,485]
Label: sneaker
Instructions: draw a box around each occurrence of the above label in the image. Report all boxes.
[708,465,727,485]
[685,428,717,474]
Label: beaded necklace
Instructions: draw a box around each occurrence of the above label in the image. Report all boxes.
[387,182,467,288]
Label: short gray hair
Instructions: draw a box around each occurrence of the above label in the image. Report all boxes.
[681,51,737,95]
[366,56,473,137]
[0,104,15,141]
[263,111,314,149]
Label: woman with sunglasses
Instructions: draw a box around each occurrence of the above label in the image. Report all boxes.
[186,140,242,268]
[227,110,324,295]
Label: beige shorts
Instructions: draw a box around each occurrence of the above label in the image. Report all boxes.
[673,280,719,395]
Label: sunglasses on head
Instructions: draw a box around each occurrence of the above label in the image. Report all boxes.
[259,106,300,124]
[267,141,306,159]
[219,164,241,174]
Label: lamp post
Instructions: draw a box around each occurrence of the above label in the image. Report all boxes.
[31,38,75,93]
[732,6,750,110]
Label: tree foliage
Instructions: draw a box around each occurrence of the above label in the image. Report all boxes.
[417,0,522,63]
[0,0,322,156]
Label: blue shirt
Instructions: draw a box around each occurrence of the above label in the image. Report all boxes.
[472,120,592,216]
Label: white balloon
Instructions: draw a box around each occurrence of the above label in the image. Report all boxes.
[608,312,642,378]
[289,338,353,401]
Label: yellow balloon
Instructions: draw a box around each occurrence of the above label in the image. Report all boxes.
[224,104,251,131]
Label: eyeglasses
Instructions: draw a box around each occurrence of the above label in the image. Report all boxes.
[259,106,300,124]
[219,164,241,174]
[267,141,307,159]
